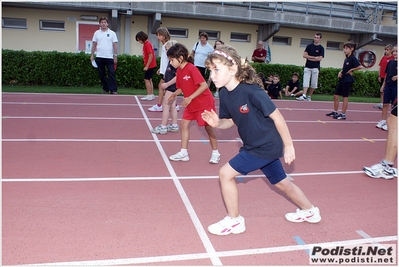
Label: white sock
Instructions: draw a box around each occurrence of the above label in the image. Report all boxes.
[212,149,219,154]
[181,149,188,155]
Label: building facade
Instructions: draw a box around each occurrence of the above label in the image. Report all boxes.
[2,1,397,71]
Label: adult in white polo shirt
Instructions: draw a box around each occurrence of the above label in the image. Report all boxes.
[190,32,214,78]
[90,17,118,94]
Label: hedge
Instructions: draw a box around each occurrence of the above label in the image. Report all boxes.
[2,49,380,97]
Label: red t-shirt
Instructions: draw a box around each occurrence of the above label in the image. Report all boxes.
[176,62,214,112]
[143,40,157,69]
[252,48,267,63]
[379,55,394,78]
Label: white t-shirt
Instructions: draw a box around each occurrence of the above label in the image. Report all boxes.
[92,28,118,59]
[160,43,168,75]
[192,42,214,68]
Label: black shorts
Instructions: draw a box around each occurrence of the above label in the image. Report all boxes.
[144,67,155,80]
[334,82,352,97]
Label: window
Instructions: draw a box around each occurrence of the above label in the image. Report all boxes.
[327,41,342,50]
[2,17,27,29]
[230,32,251,42]
[39,20,65,31]
[272,36,291,45]
[300,38,313,47]
[198,29,219,40]
[168,27,188,38]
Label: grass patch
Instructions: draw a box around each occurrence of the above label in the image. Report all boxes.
[2,85,380,103]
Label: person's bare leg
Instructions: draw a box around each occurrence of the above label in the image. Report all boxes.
[385,114,398,162]
[219,163,241,217]
[274,178,313,210]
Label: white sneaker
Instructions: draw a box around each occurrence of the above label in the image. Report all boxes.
[306,96,311,101]
[373,103,383,109]
[169,151,190,162]
[363,162,397,179]
[382,124,388,131]
[209,152,221,164]
[296,95,307,101]
[141,94,155,101]
[285,206,321,223]
[208,215,246,235]
[376,120,386,129]
[148,104,163,112]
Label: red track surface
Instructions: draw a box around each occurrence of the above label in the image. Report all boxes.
[2,92,397,266]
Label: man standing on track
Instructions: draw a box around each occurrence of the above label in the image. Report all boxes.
[90,17,118,95]
[297,33,324,101]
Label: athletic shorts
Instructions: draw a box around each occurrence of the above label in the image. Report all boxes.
[383,83,397,105]
[303,67,319,89]
[334,82,352,97]
[144,67,155,80]
[182,109,209,126]
[229,150,287,185]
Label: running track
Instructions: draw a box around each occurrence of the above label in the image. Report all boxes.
[2,92,397,266]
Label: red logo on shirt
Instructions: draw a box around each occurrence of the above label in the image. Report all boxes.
[239,104,249,113]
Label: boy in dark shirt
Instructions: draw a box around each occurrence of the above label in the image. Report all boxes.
[267,74,282,99]
[284,72,303,97]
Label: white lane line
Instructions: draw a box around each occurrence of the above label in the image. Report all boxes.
[1,170,366,183]
[135,96,222,265]
[9,235,397,266]
[2,138,386,142]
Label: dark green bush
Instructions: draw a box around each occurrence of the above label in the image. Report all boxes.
[2,49,379,97]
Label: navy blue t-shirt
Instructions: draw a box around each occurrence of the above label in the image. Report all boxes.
[286,79,300,91]
[341,55,360,83]
[219,83,283,160]
[304,43,325,69]
[385,60,397,85]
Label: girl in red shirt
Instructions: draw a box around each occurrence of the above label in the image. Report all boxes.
[136,31,157,101]
[167,43,220,164]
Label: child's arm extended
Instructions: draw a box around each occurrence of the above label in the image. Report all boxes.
[269,109,295,165]
[181,81,208,107]
[201,109,235,129]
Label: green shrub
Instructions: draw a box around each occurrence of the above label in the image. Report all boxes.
[2,49,379,97]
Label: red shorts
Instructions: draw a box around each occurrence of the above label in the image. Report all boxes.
[182,109,212,126]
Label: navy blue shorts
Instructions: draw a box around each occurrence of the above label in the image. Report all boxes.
[383,83,397,105]
[229,150,287,185]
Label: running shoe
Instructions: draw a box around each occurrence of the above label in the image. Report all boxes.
[169,151,190,162]
[209,152,221,164]
[151,125,167,134]
[376,120,386,129]
[296,95,307,101]
[306,96,311,101]
[285,206,321,223]
[149,104,163,112]
[326,111,338,117]
[363,161,397,179]
[141,94,155,101]
[382,124,388,131]
[167,124,179,133]
[373,103,383,109]
[333,113,346,120]
[208,215,246,235]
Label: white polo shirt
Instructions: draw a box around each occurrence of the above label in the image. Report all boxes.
[92,28,118,59]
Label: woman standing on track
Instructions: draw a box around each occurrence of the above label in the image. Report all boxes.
[201,45,321,236]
